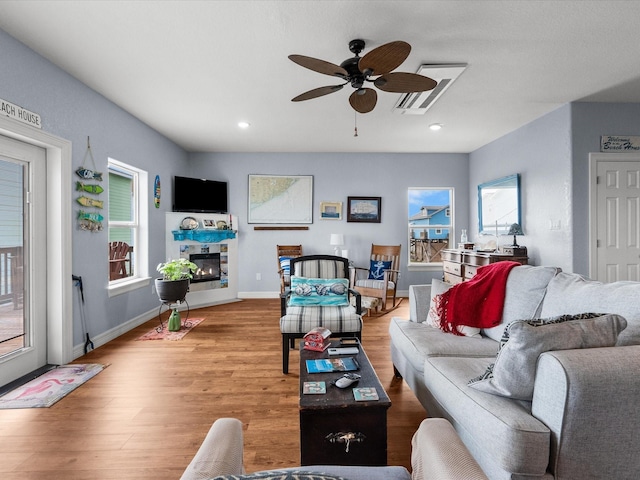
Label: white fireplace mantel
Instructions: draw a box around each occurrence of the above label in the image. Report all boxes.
[165,212,238,308]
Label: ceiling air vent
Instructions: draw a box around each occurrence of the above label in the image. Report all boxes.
[394,64,467,115]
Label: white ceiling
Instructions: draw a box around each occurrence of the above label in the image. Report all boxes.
[1,1,639,154]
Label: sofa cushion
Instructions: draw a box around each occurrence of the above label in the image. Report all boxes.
[388,317,499,375]
[281,305,362,334]
[427,279,481,337]
[482,265,559,341]
[540,271,640,345]
[288,277,349,306]
[423,356,550,476]
[468,314,627,400]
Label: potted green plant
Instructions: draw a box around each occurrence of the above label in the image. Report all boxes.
[155,258,198,304]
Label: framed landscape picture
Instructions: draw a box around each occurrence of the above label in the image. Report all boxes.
[347,196,381,223]
[320,201,342,220]
[248,174,313,224]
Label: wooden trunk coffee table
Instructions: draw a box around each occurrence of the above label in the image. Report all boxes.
[299,340,391,466]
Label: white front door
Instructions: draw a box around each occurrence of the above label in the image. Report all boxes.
[590,153,640,282]
[0,134,47,386]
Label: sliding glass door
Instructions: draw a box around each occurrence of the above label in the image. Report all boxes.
[0,135,47,387]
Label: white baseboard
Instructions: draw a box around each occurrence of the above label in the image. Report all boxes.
[238,291,280,299]
[72,298,244,359]
[73,307,157,359]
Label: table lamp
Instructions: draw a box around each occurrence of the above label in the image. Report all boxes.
[508,223,524,247]
[329,233,344,256]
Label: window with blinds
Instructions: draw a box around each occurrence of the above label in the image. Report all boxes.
[108,159,141,283]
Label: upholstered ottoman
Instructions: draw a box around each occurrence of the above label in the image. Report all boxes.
[351,295,381,315]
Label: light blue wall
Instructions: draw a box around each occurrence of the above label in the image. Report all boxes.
[470,106,574,271]
[188,152,470,293]
[0,29,189,346]
[570,102,640,275]
[470,102,640,276]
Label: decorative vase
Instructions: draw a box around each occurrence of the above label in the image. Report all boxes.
[168,308,181,331]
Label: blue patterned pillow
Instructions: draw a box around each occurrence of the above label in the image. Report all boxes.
[212,471,347,480]
[289,277,349,306]
[368,260,391,280]
[279,256,291,275]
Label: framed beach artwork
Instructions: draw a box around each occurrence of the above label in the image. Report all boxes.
[248,174,313,224]
[320,201,342,220]
[347,196,381,223]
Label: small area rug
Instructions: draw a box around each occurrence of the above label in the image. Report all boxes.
[0,363,107,409]
[136,317,204,341]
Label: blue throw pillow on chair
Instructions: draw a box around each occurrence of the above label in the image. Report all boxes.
[279,256,291,275]
[288,277,349,306]
[368,260,391,280]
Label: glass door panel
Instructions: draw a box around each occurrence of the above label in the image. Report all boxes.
[0,159,25,357]
[0,135,46,388]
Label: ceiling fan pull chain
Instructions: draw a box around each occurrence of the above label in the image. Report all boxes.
[354,111,358,137]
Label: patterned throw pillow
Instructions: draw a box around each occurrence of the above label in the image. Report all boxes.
[468,313,627,400]
[212,471,348,480]
[368,260,391,280]
[279,256,291,275]
[288,277,350,306]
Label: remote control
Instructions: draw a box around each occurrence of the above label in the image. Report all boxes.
[328,347,359,355]
[335,373,361,388]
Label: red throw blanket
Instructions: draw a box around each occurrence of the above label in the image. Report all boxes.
[436,261,520,335]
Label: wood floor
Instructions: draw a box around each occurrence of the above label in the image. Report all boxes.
[0,298,426,479]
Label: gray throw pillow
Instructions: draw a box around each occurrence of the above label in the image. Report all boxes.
[468,313,627,400]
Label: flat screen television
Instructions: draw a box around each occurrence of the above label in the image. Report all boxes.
[173,175,228,213]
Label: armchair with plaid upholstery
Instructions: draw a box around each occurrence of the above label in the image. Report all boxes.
[279,254,363,374]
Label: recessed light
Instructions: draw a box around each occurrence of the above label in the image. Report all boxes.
[429,123,443,131]
[238,121,250,129]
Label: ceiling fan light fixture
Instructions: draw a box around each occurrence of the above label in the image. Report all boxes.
[289,39,435,114]
[238,121,250,129]
[429,123,443,131]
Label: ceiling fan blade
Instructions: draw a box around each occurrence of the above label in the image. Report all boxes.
[291,84,344,102]
[349,88,377,114]
[288,54,348,78]
[358,41,411,76]
[374,72,437,93]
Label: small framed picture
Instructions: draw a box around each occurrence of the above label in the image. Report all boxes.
[347,197,381,223]
[320,201,342,220]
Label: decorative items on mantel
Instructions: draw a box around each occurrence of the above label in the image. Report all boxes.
[172,229,236,242]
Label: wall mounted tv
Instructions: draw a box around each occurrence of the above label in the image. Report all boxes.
[172,175,228,214]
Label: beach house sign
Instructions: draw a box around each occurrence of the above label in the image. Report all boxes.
[0,97,42,129]
[600,135,640,152]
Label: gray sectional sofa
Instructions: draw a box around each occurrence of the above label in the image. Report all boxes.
[390,265,640,480]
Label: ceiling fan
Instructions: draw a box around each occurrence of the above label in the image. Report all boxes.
[289,39,437,114]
